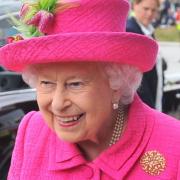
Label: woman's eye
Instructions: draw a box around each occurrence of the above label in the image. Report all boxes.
[41,81,52,85]
[39,81,56,90]
[67,81,84,89]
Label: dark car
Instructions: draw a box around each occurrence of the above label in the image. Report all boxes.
[0,89,38,180]
[0,0,30,93]
[0,1,38,179]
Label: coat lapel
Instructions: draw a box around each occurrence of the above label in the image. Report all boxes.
[48,132,86,170]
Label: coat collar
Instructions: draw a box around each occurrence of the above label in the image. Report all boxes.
[94,95,155,177]
[48,133,87,170]
[48,95,155,176]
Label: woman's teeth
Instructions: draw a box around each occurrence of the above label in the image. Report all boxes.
[59,114,82,123]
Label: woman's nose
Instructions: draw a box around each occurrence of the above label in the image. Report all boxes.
[51,88,71,112]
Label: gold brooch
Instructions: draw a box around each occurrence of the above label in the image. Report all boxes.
[140,150,166,176]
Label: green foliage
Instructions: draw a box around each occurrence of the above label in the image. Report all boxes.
[22,5,39,23]
[39,0,58,11]
[10,13,42,37]
[155,26,180,42]
[10,0,58,38]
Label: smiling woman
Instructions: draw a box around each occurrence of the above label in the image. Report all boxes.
[22,62,142,149]
[0,0,180,179]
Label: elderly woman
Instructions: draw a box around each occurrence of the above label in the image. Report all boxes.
[0,0,180,179]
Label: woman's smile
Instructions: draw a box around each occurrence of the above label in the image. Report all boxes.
[54,113,85,127]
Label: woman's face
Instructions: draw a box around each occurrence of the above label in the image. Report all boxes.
[133,0,159,27]
[36,62,116,144]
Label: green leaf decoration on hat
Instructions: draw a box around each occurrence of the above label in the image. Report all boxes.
[21,0,57,22]
[10,13,42,38]
[39,0,57,11]
[16,0,57,37]
[10,0,80,39]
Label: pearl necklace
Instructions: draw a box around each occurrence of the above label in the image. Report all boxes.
[109,105,125,147]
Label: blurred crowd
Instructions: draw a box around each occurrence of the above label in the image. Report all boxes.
[156,0,180,27]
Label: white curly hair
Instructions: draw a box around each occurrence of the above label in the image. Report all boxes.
[102,62,142,104]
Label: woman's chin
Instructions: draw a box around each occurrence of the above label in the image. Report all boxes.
[55,131,84,143]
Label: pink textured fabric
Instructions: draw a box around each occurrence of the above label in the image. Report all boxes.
[8,95,180,180]
[0,0,158,72]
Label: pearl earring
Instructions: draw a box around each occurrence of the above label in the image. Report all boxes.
[113,103,119,110]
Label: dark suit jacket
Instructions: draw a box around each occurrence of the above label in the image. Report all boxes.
[126,17,158,108]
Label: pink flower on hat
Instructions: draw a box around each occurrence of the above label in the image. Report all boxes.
[15,0,80,37]
[20,3,29,17]
[7,35,24,44]
[27,10,54,34]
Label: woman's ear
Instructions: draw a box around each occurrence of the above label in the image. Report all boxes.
[112,89,121,104]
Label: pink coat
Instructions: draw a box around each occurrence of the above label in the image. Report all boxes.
[8,96,180,179]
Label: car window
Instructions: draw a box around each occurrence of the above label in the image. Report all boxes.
[0,0,22,46]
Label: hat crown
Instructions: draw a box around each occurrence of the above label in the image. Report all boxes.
[47,0,130,34]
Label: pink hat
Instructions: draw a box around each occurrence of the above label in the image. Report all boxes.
[0,0,158,72]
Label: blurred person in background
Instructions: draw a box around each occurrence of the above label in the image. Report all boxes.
[175,6,180,30]
[126,0,167,112]
[159,0,176,26]
[160,0,171,25]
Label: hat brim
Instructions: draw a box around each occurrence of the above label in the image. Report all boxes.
[0,32,158,72]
